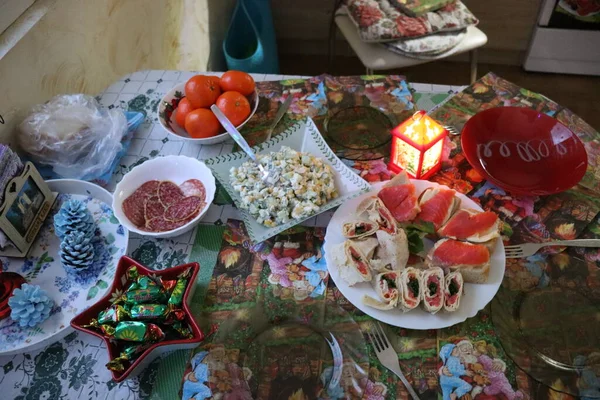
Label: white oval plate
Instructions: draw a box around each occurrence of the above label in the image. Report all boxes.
[324,180,505,330]
[0,179,128,355]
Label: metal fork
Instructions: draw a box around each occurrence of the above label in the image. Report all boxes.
[443,125,460,136]
[265,94,292,142]
[505,239,600,258]
[366,322,420,400]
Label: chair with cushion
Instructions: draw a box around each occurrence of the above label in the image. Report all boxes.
[329,0,488,83]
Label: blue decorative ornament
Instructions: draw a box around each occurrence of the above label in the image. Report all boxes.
[8,283,54,328]
[59,231,95,272]
[54,200,95,241]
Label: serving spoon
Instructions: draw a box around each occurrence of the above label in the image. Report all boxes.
[210,105,279,186]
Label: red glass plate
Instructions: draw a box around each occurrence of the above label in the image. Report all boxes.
[461,107,588,196]
[71,256,204,382]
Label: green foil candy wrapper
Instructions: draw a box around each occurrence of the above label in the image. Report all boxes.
[130,304,168,320]
[106,343,153,372]
[168,268,191,307]
[169,321,193,339]
[118,285,167,304]
[126,265,140,282]
[127,276,157,291]
[97,305,129,325]
[102,321,165,342]
[129,303,186,323]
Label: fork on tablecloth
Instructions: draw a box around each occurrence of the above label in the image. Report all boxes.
[365,322,420,400]
[505,239,600,258]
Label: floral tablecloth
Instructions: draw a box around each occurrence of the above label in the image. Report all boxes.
[2,70,599,400]
[175,73,600,400]
[0,71,460,400]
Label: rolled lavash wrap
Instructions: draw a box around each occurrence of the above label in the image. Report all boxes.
[444,271,464,312]
[421,267,445,314]
[398,267,421,312]
[342,219,379,239]
[331,240,372,286]
[362,271,400,310]
[356,196,398,235]
[350,237,379,260]
[372,229,409,272]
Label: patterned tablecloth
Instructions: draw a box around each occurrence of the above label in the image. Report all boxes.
[1,70,599,400]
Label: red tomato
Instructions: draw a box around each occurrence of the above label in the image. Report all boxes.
[175,97,194,128]
[219,71,255,96]
[215,91,251,127]
[185,109,221,139]
[185,75,221,108]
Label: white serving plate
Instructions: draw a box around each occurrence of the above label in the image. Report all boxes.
[112,155,216,239]
[204,117,371,244]
[157,82,259,145]
[0,179,129,355]
[324,180,506,330]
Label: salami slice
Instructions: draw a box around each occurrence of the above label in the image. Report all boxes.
[179,179,206,202]
[123,192,147,227]
[145,215,194,232]
[122,180,160,227]
[137,180,160,196]
[164,196,204,222]
[158,181,184,207]
[144,196,166,222]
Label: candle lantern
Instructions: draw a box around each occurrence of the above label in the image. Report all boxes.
[388,110,448,180]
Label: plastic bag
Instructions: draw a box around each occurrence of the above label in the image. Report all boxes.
[18,94,127,180]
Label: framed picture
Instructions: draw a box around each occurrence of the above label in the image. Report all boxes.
[0,162,57,257]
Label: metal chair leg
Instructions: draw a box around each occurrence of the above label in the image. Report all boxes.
[328,0,345,73]
[469,49,478,84]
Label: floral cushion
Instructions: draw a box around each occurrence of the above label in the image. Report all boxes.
[389,0,455,17]
[383,30,467,60]
[344,0,478,42]
[383,28,467,57]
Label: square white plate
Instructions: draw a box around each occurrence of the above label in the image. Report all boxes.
[204,118,370,243]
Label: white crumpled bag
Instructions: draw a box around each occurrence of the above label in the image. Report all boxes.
[18,94,127,180]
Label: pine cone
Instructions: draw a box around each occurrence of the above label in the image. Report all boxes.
[8,283,53,328]
[54,200,95,240]
[59,231,95,272]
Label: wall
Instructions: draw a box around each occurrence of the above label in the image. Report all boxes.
[0,0,235,144]
[270,0,541,65]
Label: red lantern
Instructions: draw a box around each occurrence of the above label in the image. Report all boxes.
[388,110,448,180]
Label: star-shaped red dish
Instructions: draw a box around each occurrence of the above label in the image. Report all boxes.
[71,256,204,382]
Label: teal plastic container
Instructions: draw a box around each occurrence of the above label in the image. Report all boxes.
[223,0,279,73]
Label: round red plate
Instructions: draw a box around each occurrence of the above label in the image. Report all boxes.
[461,107,588,196]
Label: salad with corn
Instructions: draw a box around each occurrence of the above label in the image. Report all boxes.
[230,146,338,227]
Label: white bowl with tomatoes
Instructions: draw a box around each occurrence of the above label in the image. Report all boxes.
[157,71,259,145]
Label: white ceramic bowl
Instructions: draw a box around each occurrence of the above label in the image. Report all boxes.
[112,155,216,238]
[157,82,259,145]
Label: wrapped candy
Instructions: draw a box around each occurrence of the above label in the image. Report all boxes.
[126,266,141,282]
[100,321,165,342]
[168,321,194,339]
[126,266,177,293]
[113,285,167,305]
[168,268,192,307]
[129,303,185,323]
[161,279,178,294]
[91,265,198,373]
[96,305,129,325]
[106,343,153,372]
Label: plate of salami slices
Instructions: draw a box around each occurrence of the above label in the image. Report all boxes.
[324,172,505,329]
[113,155,215,238]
